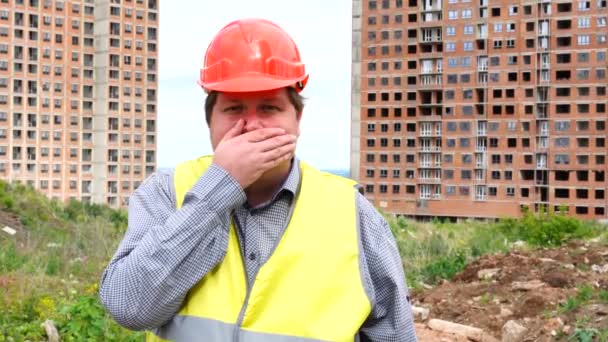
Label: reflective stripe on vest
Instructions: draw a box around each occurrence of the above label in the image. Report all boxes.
[151,316,326,342]
[147,156,371,341]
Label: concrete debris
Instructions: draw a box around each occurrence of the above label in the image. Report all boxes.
[542,317,564,334]
[501,320,528,342]
[42,320,59,342]
[511,280,545,291]
[499,307,513,318]
[412,306,430,322]
[478,268,501,280]
[591,264,608,274]
[539,258,556,263]
[428,319,498,342]
[1,226,16,235]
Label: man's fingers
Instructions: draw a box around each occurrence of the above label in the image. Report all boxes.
[219,119,244,143]
[262,143,296,164]
[263,148,295,169]
[243,128,286,143]
[257,134,297,152]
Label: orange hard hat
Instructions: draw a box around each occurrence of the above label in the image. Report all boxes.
[198,19,309,93]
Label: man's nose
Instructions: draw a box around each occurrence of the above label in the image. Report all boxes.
[243,111,264,132]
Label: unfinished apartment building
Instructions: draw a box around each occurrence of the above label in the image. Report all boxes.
[352,0,608,219]
[0,0,158,207]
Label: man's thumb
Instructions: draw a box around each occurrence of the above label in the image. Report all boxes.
[221,119,244,141]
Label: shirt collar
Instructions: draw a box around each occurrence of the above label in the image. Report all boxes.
[246,157,301,210]
[280,157,301,197]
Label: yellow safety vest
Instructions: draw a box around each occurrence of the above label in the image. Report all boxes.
[147,156,371,341]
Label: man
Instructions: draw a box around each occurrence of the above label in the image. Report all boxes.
[100,18,417,341]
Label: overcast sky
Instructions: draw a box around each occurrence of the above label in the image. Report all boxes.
[157,1,353,170]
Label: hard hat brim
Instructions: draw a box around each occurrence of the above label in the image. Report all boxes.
[199,74,308,93]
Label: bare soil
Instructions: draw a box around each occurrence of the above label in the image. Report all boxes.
[412,240,608,341]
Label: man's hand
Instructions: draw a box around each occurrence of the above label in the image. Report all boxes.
[213,119,297,188]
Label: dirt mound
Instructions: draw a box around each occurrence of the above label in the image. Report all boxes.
[412,240,608,341]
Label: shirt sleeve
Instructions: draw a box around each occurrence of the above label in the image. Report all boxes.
[99,164,246,330]
[356,193,418,341]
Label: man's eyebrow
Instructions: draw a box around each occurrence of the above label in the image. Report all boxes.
[223,98,243,103]
[260,97,283,102]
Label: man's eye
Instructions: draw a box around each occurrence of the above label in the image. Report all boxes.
[223,106,242,112]
[261,105,280,111]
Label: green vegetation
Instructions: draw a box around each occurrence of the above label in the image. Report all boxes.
[554,284,608,341]
[1,180,607,340]
[569,315,608,342]
[559,284,595,313]
[385,210,606,288]
[0,180,141,341]
[496,207,599,247]
[570,327,601,342]
[599,290,608,303]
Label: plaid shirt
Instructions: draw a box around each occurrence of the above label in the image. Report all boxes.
[100,159,417,341]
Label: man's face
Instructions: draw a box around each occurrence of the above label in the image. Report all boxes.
[209,88,301,150]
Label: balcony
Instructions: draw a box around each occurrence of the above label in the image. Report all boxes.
[418,102,443,108]
[419,146,442,152]
[419,36,443,44]
[418,79,443,89]
[419,177,442,184]
[421,4,442,12]
[419,12,442,25]
[420,162,442,169]
[421,67,443,75]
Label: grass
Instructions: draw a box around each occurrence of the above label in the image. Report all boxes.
[1,179,607,340]
[385,210,606,289]
[386,216,511,288]
[478,293,492,306]
[385,211,605,340]
[558,284,597,314]
[552,284,608,342]
[599,290,608,303]
[570,327,600,342]
[0,180,140,341]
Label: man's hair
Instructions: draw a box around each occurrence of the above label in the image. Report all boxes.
[204,87,305,125]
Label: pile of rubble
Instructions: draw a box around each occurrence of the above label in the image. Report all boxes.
[412,239,608,341]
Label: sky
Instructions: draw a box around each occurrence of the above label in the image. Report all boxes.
[157,1,353,170]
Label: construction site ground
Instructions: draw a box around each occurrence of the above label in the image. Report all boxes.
[411,240,608,341]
